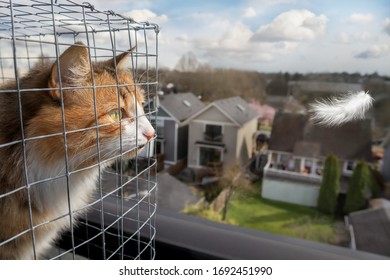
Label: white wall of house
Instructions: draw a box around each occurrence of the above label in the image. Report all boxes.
[188,121,203,167]
[261,150,359,207]
[187,121,238,168]
[262,177,320,207]
[221,124,237,165]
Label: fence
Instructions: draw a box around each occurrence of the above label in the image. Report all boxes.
[0,0,159,259]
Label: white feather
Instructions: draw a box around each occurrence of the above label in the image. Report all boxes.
[309,91,374,126]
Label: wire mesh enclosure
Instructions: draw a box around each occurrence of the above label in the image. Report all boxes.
[0,0,159,259]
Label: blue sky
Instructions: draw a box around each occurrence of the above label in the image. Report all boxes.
[96,0,390,75]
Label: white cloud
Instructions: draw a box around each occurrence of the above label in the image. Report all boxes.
[355,44,389,59]
[243,7,257,18]
[252,9,327,42]
[335,32,351,44]
[384,18,390,36]
[214,22,254,50]
[93,0,153,12]
[248,0,296,5]
[123,9,168,24]
[334,31,372,44]
[191,20,302,65]
[346,13,373,24]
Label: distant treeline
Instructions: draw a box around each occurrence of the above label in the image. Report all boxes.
[159,68,267,102]
[159,68,390,102]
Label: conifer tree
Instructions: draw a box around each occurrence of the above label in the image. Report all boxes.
[344,161,369,214]
[317,154,340,215]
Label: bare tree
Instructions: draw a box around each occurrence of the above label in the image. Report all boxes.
[175,52,200,72]
[219,165,242,221]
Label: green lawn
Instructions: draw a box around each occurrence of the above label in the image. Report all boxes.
[226,188,339,244]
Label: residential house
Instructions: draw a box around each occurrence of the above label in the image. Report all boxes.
[155,92,205,167]
[262,112,372,207]
[186,96,259,169]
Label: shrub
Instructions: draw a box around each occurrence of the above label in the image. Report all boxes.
[367,166,383,198]
[317,154,340,215]
[344,161,369,214]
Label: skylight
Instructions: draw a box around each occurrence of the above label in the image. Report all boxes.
[183,100,191,107]
[236,104,245,112]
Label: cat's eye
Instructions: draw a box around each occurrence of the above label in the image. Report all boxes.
[108,109,122,122]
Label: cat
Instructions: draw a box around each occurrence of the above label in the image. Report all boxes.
[0,42,155,259]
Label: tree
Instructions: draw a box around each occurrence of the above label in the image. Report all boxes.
[344,161,369,214]
[174,52,200,72]
[317,154,340,215]
[368,166,383,198]
[219,165,241,221]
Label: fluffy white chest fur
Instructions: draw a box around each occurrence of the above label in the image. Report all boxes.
[26,154,109,259]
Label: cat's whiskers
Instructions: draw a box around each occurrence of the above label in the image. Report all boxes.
[57,137,140,177]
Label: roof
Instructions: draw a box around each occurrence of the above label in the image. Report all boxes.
[157,172,201,212]
[159,92,205,122]
[269,112,372,161]
[288,81,363,94]
[349,207,390,257]
[293,141,321,158]
[213,96,259,126]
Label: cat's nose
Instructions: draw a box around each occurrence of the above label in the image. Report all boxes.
[143,128,155,142]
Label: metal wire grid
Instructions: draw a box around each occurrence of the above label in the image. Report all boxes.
[0,0,159,259]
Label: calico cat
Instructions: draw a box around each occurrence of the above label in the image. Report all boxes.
[0,42,155,259]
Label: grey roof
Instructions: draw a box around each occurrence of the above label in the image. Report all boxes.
[349,207,390,257]
[157,172,201,212]
[159,92,205,122]
[288,81,363,94]
[269,112,372,161]
[214,96,259,126]
[293,141,321,158]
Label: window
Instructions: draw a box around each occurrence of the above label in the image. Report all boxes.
[278,154,289,170]
[346,161,354,171]
[204,124,223,142]
[303,159,312,174]
[270,153,278,168]
[183,100,191,107]
[343,160,355,174]
[199,147,222,166]
[287,158,295,171]
[315,160,323,175]
[156,139,164,154]
[294,158,302,172]
[236,104,245,112]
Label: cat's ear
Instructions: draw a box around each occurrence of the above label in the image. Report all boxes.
[48,42,91,100]
[106,47,136,70]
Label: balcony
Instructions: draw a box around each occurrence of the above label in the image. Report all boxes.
[203,132,224,142]
[265,167,322,185]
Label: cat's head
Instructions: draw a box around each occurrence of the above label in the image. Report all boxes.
[26,42,155,171]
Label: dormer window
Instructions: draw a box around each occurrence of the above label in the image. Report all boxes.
[183,100,191,107]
